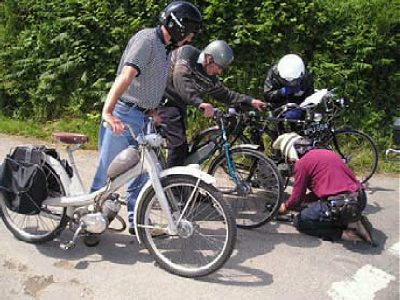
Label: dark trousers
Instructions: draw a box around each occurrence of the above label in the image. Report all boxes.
[158,106,189,168]
[293,201,345,241]
[293,189,366,241]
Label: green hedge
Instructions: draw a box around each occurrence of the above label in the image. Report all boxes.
[0,0,399,145]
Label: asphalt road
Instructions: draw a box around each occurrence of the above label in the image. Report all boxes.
[0,133,399,300]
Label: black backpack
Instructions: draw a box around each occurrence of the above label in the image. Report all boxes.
[0,146,53,215]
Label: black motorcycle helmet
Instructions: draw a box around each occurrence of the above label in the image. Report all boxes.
[160,1,202,44]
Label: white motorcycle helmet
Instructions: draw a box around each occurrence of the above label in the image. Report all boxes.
[277,54,305,87]
[272,132,313,161]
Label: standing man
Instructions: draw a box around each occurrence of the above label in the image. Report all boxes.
[90,1,203,233]
[263,54,314,120]
[273,133,375,245]
[159,40,266,168]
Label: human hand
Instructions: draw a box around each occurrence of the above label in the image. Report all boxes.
[280,86,302,96]
[103,114,124,134]
[148,110,162,126]
[251,99,267,111]
[278,202,287,215]
[199,103,215,118]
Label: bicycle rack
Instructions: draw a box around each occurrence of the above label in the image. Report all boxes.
[385,148,400,162]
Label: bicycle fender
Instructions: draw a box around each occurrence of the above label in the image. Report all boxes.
[133,164,216,243]
[230,144,260,151]
[160,165,216,185]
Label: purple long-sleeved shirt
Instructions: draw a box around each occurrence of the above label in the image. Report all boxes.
[285,149,362,209]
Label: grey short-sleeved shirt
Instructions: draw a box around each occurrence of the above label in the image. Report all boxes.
[117,27,170,109]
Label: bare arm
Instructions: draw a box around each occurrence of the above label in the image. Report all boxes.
[102,65,138,134]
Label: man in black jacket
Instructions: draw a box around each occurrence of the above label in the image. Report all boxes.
[159,40,265,167]
[263,54,314,119]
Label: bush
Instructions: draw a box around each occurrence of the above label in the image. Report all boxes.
[0,0,398,147]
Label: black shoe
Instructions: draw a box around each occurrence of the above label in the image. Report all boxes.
[359,216,377,247]
[350,217,375,246]
[83,234,100,247]
[128,227,136,236]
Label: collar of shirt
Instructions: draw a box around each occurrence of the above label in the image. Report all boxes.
[157,25,176,55]
[156,26,167,45]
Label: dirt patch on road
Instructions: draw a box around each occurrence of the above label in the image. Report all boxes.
[23,275,55,297]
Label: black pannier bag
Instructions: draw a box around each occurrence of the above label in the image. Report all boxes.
[0,146,54,215]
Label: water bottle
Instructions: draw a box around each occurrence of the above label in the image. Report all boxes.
[185,141,215,164]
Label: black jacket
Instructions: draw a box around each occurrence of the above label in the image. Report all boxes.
[263,65,314,109]
[163,45,253,112]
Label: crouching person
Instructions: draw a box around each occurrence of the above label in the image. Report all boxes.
[274,133,375,245]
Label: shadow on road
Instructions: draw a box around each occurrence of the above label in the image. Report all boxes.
[35,230,153,269]
[197,222,321,286]
[33,209,387,286]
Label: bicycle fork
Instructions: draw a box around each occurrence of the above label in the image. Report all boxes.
[143,149,178,235]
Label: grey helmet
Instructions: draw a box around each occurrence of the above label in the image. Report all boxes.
[202,40,234,68]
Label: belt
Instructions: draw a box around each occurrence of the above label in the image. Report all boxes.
[118,99,149,113]
[327,191,359,202]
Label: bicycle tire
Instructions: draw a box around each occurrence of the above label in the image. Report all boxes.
[328,129,378,184]
[136,174,236,278]
[208,147,284,228]
[0,163,68,243]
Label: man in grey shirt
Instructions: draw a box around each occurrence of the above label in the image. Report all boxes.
[90,1,202,234]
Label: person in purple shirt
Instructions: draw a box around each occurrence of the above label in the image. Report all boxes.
[273,133,375,245]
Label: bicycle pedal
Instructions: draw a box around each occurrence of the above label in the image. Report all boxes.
[60,241,76,250]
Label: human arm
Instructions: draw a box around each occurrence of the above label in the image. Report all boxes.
[206,79,255,108]
[102,66,138,134]
[283,160,310,210]
[263,66,285,105]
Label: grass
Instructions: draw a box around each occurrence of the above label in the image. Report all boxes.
[0,114,100,149]
[0,114,398,176]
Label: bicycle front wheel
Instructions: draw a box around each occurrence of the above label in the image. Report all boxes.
[329,129,378,184]
[208,147,284,228]
[136,175,236,278]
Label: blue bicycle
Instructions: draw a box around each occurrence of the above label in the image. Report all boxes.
[180,109,284,229]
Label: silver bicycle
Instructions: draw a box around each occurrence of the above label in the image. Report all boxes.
[0,119,236,278]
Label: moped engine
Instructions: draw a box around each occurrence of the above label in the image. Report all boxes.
[74,194,121,234]
[81,212,109,234]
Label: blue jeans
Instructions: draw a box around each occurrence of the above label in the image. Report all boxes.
[90,101,148,227]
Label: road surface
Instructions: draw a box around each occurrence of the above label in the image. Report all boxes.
[0,133,398,300]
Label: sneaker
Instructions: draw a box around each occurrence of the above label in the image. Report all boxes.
[359,216,377,246]
[83,234,100,247]
[128,227,136,236]
[341,229,363,243]
[348,217,374,245]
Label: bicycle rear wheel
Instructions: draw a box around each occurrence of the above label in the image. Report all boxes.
[136,175,236,278]
[329,129,378,184]
[0,163,68,243]
[208,147,284,228]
